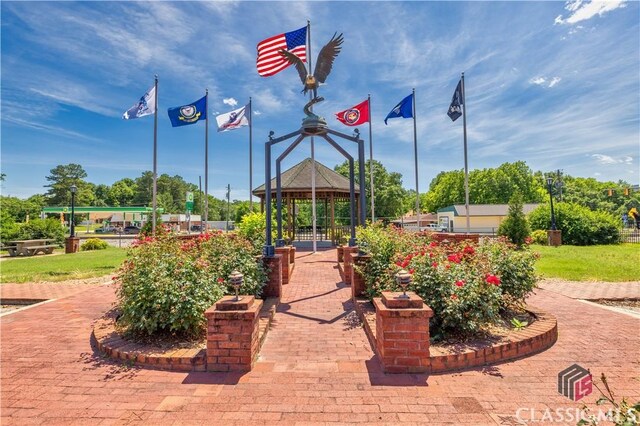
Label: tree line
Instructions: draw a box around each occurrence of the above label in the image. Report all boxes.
[1,161,637,228]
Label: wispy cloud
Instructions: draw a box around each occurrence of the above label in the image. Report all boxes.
[591,154,633,165]
[548,77,562,88]
[555,0,627,25]
[530,77,546,85]
[223,98,238,107]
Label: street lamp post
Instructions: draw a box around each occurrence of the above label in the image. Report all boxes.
[65,184,79,253]
[70,184,77,237]
[546,177,556,231]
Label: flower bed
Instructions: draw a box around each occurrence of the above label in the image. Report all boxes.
[113,230,267,338]
[356,224,539,340]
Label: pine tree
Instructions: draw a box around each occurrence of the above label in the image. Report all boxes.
[498,191,530,246]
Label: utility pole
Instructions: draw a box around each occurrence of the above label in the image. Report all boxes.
[226,184,231,232]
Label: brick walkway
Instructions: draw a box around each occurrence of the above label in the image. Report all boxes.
[1,249,639,425]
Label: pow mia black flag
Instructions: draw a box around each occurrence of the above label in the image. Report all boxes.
[447,79,463,122]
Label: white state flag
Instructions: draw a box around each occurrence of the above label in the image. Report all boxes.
[123,86,156,120]
[215,104,250,132]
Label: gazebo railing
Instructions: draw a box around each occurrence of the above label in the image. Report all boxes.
[292,225,351,245]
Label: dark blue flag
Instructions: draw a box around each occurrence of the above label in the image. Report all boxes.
[447,79,463,122]
[167,96,207,127]
[384,93,414,125]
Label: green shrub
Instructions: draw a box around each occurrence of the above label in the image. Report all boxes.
[18,218,65,245]
[528,202,621,245]
[497,192,530,246]
[81,238,109,251]
[114,231,267,337]
[530,229,548,245]
[236,212,276,253]
[356,223,426,299]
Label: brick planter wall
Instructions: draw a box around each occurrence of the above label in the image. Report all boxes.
[262,254,283,298]
[354,298,558,374]
[342,246,359,285]
[351,253,371,299]
[275,247,291,285]
[374,292,434,374]
[205,296,263,372]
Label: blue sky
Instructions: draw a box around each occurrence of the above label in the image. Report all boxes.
[1,1,638,202]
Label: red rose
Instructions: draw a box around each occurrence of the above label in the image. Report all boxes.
[447,254,461,264]
[217,277,224,283]
[455,280,465,287]
[450,294,458,300]
[431,262,438,268]
[485,274,501,286]
[409,268,415,275]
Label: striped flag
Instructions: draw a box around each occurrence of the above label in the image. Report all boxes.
[256,27,307,77]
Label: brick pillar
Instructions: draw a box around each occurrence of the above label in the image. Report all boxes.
[343,246,359,285]
[374,291,434,374]
[275,247,290,285]
[337,245,345,262]
[288,245,296,264]
[548,230,562,247]
[205,296,263,372]
[351,253,371,299]
[65,237,80,254]
[262,254,282,298]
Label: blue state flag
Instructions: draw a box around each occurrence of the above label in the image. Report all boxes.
[384,93,413,125]
[167,96,207,127]
[447,79,463,122]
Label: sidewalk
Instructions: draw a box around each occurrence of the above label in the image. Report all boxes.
[1,249,638,425]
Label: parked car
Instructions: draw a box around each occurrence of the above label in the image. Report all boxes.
[426,224,448,232]
[123,225,141,234]
[95,226,116,234]
[190,225,203,232]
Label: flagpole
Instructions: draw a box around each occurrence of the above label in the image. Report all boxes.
[462,73,470,234]
[368,94,375,222]
[412,88,420,231]
[204,88,209,231]
[249,97,253,211]
[152,75,158,235]
[308,19,317,253]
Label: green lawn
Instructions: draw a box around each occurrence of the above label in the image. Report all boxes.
[1,246,128,283]
[532,244,640,282]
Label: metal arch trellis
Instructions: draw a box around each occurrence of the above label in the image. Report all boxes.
[263,124,367,257]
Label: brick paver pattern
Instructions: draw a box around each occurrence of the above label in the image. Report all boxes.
[1,249,639,425]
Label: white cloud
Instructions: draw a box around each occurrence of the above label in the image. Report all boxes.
[253,110,262,116]
[223,98,238,107]
[530,77,546,85]
[555,0,627,25]
[594,172,602,176]
[548,77,562,88]
[591,154,634,165]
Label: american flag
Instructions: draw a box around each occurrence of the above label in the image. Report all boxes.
[256,26,307,77]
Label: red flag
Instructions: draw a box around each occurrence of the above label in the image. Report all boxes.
[335,99,370,126]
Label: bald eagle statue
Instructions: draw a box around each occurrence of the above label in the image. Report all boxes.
[279,33,344,99]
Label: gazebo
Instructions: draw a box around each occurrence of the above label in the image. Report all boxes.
[253,158,360,245]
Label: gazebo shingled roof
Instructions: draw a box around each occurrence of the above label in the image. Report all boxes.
[252,158,359,198]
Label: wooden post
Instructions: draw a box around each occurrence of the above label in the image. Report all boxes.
[330,193,335,244]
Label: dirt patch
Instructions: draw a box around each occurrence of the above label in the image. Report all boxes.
[590,298,640,314]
